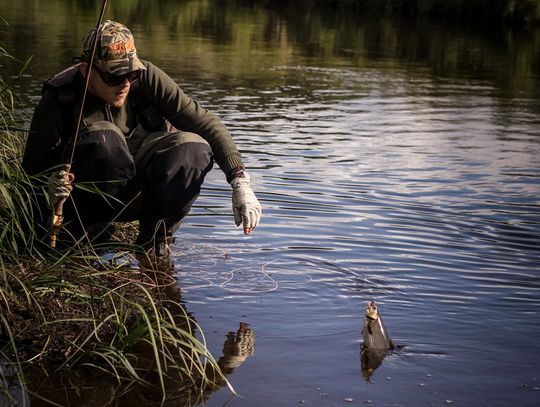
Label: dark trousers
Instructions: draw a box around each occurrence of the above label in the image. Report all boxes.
[64,121,213,246]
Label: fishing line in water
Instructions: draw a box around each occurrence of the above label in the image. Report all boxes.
[209,259,313,294]
[99,238,312,294]
[217,260,279,293]
[169,240,313,294]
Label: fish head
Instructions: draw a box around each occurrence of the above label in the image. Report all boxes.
[365,301,379,321]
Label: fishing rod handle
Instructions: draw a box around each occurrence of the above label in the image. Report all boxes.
[49,163,72,248]
[53,163,72,217]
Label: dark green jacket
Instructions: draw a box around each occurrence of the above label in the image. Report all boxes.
[22,60,244,179]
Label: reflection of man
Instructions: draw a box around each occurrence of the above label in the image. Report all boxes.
[218,322,256,373]
[22,20,262,266]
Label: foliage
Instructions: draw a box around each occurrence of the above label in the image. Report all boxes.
[260,0,540,25]
[1,0,539,101]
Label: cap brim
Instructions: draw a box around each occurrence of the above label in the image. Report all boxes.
[99,55,146,75]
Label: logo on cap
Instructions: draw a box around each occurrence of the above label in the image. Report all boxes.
[81,20,146,75]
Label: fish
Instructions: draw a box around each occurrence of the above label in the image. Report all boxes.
[362,301,395,351]
[361,301,396,380]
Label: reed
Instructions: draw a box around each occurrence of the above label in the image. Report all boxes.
[0,37,229,404]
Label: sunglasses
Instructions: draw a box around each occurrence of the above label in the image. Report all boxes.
[93,65,141,87]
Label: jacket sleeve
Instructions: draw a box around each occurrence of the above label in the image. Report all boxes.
[22,90,65,175]
[138,61,245,176]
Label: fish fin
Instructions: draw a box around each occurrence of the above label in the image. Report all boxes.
[367,324,373,335]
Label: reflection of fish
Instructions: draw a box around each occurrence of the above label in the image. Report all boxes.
[362,301,394,351]
[361,349,388,381]
[361,301,395,380]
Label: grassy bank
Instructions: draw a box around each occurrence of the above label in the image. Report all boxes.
[0,42,227,405]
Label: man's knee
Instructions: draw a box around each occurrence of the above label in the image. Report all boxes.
[174,131,210,147]
[144,132,213,190]
[180,135,213,170]
[72,121,135,182]
[133,130,211,171]
[164,132,213,172]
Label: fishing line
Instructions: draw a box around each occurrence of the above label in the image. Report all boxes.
[172,244,314,294]
[217,260,279,293]
[49,0,109,248]
[91,234,311,295]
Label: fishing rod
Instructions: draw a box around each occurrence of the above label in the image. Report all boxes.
[49,0,109,248]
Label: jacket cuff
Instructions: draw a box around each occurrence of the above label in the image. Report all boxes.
[221,154,245,182]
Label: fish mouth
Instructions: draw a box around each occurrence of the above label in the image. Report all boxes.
[365,301,379,320]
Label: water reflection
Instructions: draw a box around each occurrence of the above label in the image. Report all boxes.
[361,349,391,382]
[1,0,540,103]
[216,323,255,376]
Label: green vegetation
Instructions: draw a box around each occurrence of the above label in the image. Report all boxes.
[0,35,228,405]
[271,0,540,25]
[1,0,539,102]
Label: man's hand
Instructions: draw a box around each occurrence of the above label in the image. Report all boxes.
[47,170,74,205]
[230,170,262,234]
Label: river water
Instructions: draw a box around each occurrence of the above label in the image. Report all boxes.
[1,0,540,406]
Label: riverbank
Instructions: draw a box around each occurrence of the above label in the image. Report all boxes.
[0,84,225,404]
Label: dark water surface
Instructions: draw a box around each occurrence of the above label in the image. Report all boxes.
[2,0,540,406]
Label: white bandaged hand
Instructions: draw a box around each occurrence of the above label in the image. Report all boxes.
[47,170,74,204]
[230,170,262,234]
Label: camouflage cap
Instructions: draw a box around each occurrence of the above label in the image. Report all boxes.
[81,20,146,75]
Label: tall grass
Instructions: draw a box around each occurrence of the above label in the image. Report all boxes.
[0,28,229,405]
[1,257,230,404]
